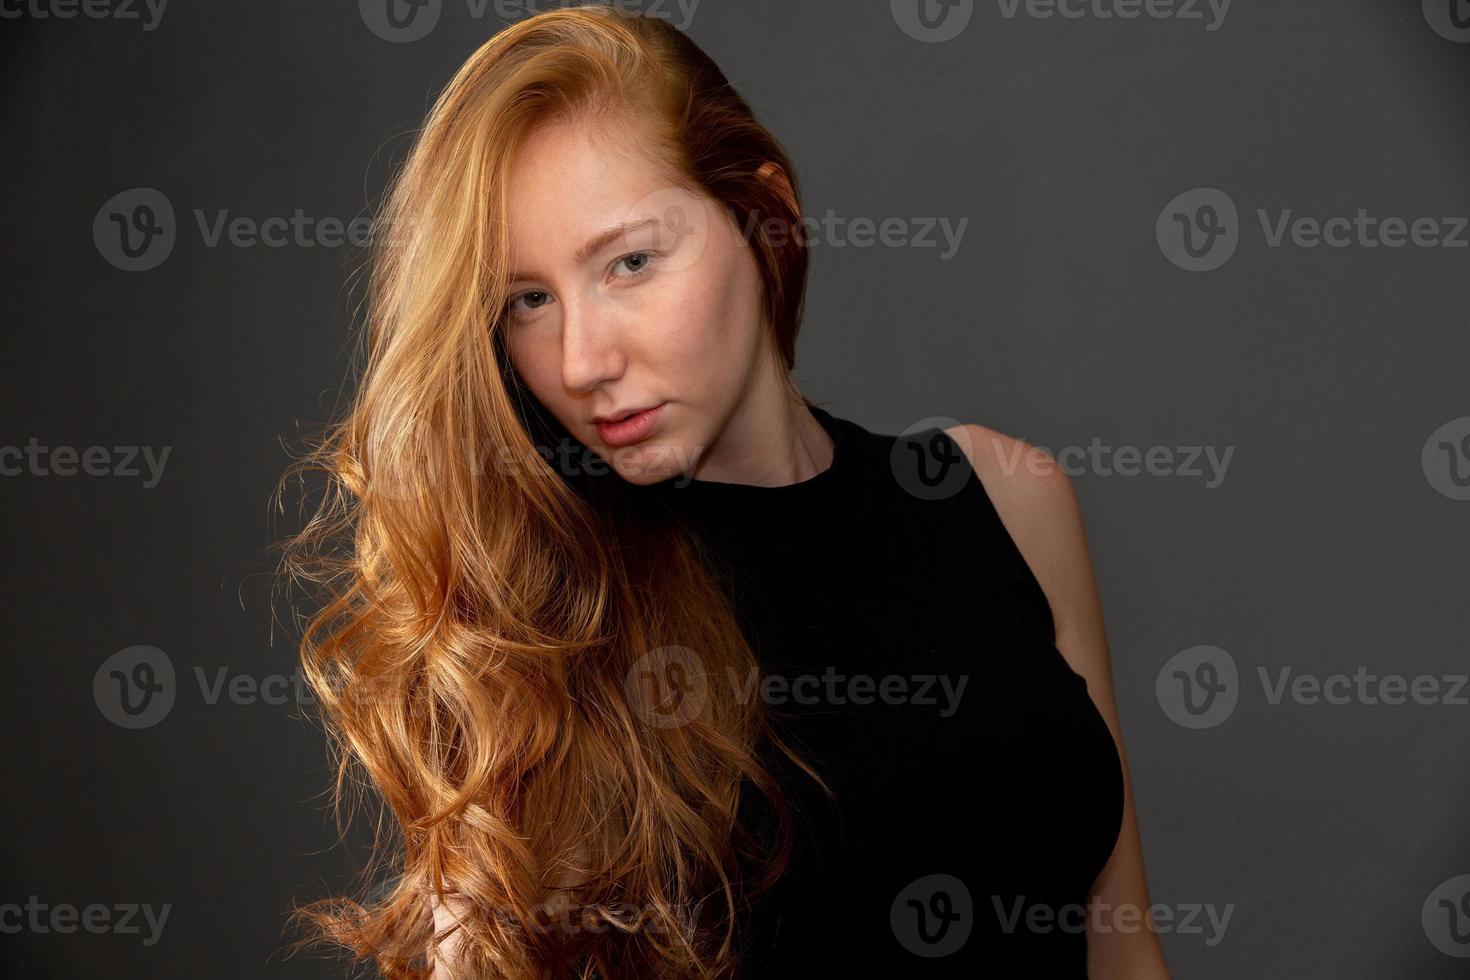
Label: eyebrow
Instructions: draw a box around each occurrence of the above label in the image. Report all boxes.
[509,217,662,285]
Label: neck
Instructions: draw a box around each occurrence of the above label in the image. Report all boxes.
[690,357,834,489]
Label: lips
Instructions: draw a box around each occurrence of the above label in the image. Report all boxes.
[593,406,651,424]
[594,402,666,448]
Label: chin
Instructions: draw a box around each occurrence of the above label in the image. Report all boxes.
[596,441,688,486]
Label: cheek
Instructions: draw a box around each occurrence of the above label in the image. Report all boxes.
[639,233,764,381]
[506,329,563,408]
[642,286,721,372]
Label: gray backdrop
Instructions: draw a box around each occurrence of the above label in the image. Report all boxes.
[3,0,1467,977]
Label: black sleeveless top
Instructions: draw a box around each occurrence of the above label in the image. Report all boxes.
[631,402,1124,976]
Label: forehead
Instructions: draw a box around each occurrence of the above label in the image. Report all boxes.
[504,113,682,263]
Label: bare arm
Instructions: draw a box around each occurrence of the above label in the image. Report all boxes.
[950,423,1172,980]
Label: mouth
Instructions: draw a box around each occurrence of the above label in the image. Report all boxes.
[593,402,667,448]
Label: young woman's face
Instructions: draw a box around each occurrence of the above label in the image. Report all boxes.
[501,114,770,486]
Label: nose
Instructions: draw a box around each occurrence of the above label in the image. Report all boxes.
[558,295,627,395]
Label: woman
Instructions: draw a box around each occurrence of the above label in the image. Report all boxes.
[282,5,1170,978]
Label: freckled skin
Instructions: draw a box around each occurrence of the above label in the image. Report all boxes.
[502,114,821,488]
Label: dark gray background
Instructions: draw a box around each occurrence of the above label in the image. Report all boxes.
[3,0,1467,976]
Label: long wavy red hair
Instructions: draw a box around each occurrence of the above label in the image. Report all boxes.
[276,5,822,978]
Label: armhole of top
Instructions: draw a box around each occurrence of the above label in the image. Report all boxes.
[939,423,1060,645]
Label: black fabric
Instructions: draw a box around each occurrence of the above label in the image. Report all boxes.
[631,402,1125,976]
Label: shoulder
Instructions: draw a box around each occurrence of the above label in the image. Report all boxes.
[942,422,1099,641]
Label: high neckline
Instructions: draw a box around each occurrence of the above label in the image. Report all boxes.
[671,402,844,487]
[634,402,854,523]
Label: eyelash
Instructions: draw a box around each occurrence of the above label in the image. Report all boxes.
[505,250,657,322]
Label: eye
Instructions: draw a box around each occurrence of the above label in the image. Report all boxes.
[612,251,655,278]
[506,289,553,321]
